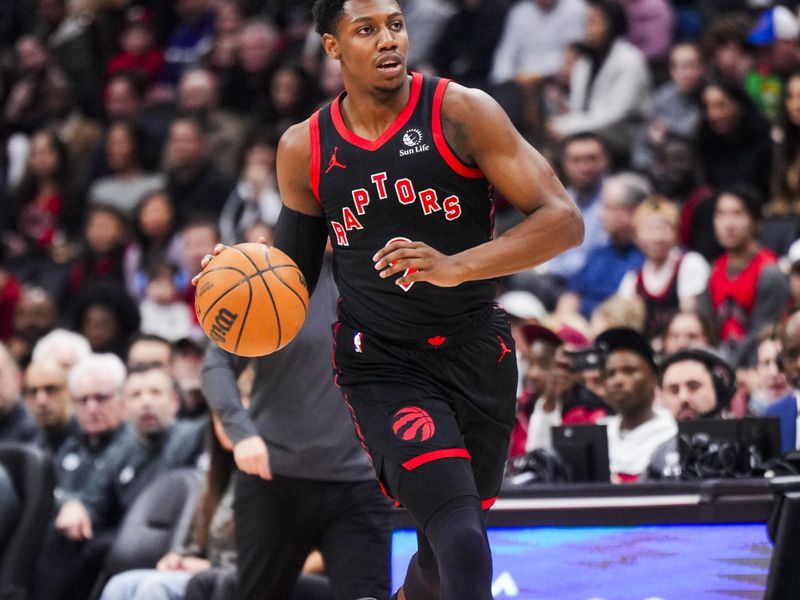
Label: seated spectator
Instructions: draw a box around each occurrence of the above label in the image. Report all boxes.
[54,354,133,502]
[177,216,221,311]
[177,68,245,178]
[123,190,184,302]
[68,206,129,300]
[701,186,789,362]
[589,294,646,337]
[218,133,282,245]
[207,0,244,73]
[515,325,609,456]
[88,121,164,219]
[701,12,755,84]
[258,64,320,140]
[99,411,236,600]
[564,172,649,317]
[160,0,216,86]
[647,347,736,479]
[489,0,587,86]
[127,334,174,371]
[7,285,57,368]
[748,327,791,415]
[596,327,677,482]
[769,70,800,218]
[3,35,57,133]
[662,309,717,354]
[31,328,92,372]
[548,0,650,158]
[0,341,40,444]
[23,358,77,454]
[172,338,208,419]
[618,197,710,341]
[0,263,22,342]
[621,0,674,69]
[632,43,705,175]
[766,310,800,452]
[106,12,165,85]
[139,263,195,343]
[71,282,141,358]
[697,79,773,199]
[165,117,235,223]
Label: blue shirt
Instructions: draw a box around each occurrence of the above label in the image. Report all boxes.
[570,242,644,316]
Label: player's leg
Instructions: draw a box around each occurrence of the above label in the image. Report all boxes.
[401,529,439,598]
[316,480,393,600]
[233,472,318,599]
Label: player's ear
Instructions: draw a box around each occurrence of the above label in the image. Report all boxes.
[321,33,341,60]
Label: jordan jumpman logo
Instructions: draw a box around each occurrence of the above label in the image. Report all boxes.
[497,336,512,363]
[325,146,347,173]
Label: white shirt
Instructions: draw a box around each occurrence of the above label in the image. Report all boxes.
[603,408,677,479]
[618,249,710,304]
[525,398,563,452]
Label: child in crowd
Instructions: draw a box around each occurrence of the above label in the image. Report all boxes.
[139,263,195,343]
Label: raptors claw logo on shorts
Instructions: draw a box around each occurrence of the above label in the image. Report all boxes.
[392,406,436,442]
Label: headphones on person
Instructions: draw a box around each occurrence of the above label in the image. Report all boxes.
[506,448,572,485]
[659,347,736,413]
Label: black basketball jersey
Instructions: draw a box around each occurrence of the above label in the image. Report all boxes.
[311,72,496,341]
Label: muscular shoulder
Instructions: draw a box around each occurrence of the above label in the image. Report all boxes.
[439,82,509,162]
[278,119,312,165]
[276,117,323,215]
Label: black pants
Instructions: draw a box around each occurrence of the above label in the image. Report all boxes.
[234,473,393,600]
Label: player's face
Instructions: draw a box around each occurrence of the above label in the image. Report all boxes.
[325,0,409,94]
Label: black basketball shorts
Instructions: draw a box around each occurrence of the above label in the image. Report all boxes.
[332,305,518,510]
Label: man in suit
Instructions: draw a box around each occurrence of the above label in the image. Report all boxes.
[766,311,800,452]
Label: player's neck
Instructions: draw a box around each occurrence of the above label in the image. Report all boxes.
[339,73,412,141]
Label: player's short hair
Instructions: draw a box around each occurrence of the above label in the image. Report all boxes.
[312,0,348,35]
[634,196,680,230]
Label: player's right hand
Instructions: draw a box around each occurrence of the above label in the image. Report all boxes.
[55,499,93,541]
[234,435,272,480]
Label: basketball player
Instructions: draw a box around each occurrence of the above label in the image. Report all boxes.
[199,1,582,598]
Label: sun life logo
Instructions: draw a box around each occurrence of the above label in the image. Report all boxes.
[402,128,422,147]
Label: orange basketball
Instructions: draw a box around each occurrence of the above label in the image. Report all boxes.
[194,243,309,357]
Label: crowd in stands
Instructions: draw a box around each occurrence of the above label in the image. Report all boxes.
[3,0,800,597]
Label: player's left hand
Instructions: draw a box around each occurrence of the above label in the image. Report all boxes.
[373,240,465,288]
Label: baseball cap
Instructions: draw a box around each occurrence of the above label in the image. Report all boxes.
[749,6,800,45]
[596,327,657,372]
[522,323,563,347]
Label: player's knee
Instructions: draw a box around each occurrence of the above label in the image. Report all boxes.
[432,506,489,564]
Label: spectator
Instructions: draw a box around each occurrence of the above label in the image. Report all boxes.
[548,0,651,158]
[172,338,208,419]
[259,64,319,137]
[218,133,282,244]
[589,294,646,335]
[71,282,141,358]
[88,121,164,219]
[427,0,509,88]
[161,0,216,85]
[0,264,22,342]
[620,0,674,67]
[123,190,184,302]
[139,263,195,343]
[127,333,173,370]
[0,341,40,444]
[748,327,791,415]
[702,186,789,361]
[597,327,677,482]
[177,68,245,178]
[489,0,587,85]
[99,411,236,600]
[770,70,800,217]
[618,197,710,340]
[565,172,649,317]
[647,347,736,479]
[400,0,458,68]
[766,310,800,451]
[8,285,57,368]
[104,72,147,124]
[542,132,611,283]
[106,14,165,85]
[219,20,283,114]
[701,12,755,84]
[23,358,76,453]
[632,43,705,175]
[655,133,707,205]
[662,309,717,354]
[31,328,92,371]
[3,35,55,133]
[68,205,129,298]
[207,0,244,72]
[697,79,773,199]
[176,216,221,307]
[164,117,234,222]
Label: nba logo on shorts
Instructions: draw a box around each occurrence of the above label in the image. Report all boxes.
[392,406,436,442]
[353,332,363,353]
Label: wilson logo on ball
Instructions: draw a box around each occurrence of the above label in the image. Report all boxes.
[209,308,238,343]
[392,407,435,442]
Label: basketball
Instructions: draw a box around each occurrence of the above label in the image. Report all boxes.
[194,243,309,357]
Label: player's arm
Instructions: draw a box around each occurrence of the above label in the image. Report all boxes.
[201,344,272,480]
[374,84,583,288]
[273,120,328,294]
